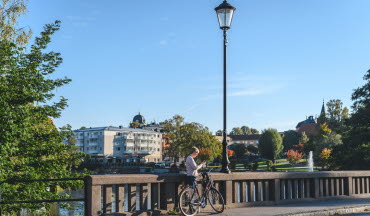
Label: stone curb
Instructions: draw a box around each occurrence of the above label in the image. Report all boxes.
[277,205,370,216]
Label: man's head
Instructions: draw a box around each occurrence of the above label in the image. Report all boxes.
[190,146,200,158]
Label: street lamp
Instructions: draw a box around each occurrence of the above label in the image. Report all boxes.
[215,0,236,174]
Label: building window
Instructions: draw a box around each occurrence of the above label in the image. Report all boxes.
[118,147,121,151]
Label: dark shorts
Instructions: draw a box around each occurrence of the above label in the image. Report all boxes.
[186,176,197,188]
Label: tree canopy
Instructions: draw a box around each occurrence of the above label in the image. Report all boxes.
[331,69,370,170]
[258,128,283,162]
[0,0,32,45]
[282,130,299,151]
[229,125,259,135]
[0,21,88,214]
[161,115,222,162]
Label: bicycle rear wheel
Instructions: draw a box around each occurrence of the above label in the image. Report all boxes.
[179,187,200,216]
[207,188,225,213]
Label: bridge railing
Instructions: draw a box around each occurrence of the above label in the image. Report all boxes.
[86,171,370,216]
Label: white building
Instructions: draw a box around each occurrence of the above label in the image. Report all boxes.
[74,126,162,163]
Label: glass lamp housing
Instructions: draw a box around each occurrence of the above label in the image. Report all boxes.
[215,1,236,30]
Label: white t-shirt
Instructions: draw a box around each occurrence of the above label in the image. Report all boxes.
[185,155,203,177]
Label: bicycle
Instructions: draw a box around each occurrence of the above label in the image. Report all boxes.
[179,168,225,216]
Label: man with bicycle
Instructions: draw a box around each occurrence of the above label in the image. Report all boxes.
[180,147,225,216]
[185,147,206,189]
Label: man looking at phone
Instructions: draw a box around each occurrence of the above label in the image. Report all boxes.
[185,147,206,188]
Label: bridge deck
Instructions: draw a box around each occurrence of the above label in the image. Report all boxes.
[198,197,370,216]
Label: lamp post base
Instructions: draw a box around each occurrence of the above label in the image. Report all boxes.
[221,139,230,173]
[220,166,231,174]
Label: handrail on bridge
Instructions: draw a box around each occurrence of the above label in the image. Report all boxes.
[0,177,88,216]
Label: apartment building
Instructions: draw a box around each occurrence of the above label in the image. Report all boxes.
[74,126,162,163]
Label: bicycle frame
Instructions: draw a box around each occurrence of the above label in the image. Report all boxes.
[189,168,215,206]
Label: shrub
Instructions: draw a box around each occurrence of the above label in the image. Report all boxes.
[286,150,304,166]
[266,160,273,171]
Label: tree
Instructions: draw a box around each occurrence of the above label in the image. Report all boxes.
[258,128,283,163]
[331,69,370,170]
[282,130,299,151]
[240,126,251,135]
[299,132,309,145]
[247,144,258,154]
[198,147,213,163]
[230,127,243,135]
[309,123,342,164]
[161,115,221,162]
[320,148,331,169]
[326,99,349,133]
[215,130,222,136]
[228,143,248,161]
[250,128,259,134]
[160,115,185,160]
[0,0,32,45]
[229,126,259,135]
[0,21,88,214]
[227,149,234,158]
[286,150,304,166]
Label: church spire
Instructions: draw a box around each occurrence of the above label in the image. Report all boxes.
[318,99,326,125]
[321,100,325,116]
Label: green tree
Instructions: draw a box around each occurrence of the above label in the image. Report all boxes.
[228,143,248,161]
[250,128,259,134]
[326,99,349,133]
[246,144,259,154]
[161,115,221,162]
[331,69,370,170]
[240,126,251,135]
[215,130,223,136]
[0,21,88,214]
[309,123,342,165]
[229,126,259,135]
[282,130,299,151]
[0,0,32,45]
[258,128,283,163]
[299,132,310,145]
[230,127,243,135]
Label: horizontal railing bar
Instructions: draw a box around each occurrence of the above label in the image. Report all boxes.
[88,172,370,186]
[0,178,85,185]
[0,198,84,205]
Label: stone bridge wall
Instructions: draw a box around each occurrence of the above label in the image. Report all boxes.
[86,171,370,215]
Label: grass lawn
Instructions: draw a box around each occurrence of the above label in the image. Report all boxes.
[228,158,319,172]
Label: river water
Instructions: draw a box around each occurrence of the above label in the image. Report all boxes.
[57,190,85,216]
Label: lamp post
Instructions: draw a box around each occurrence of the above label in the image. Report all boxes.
[215,0,236,174]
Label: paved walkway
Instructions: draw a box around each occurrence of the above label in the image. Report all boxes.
[195,198,370,216]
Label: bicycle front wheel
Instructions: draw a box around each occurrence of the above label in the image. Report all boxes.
[207,188,225,213]
[179,187,200,216]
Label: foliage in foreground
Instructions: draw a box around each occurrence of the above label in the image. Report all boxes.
[0,21,88,214]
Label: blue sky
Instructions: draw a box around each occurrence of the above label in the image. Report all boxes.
[21,0,370,133]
